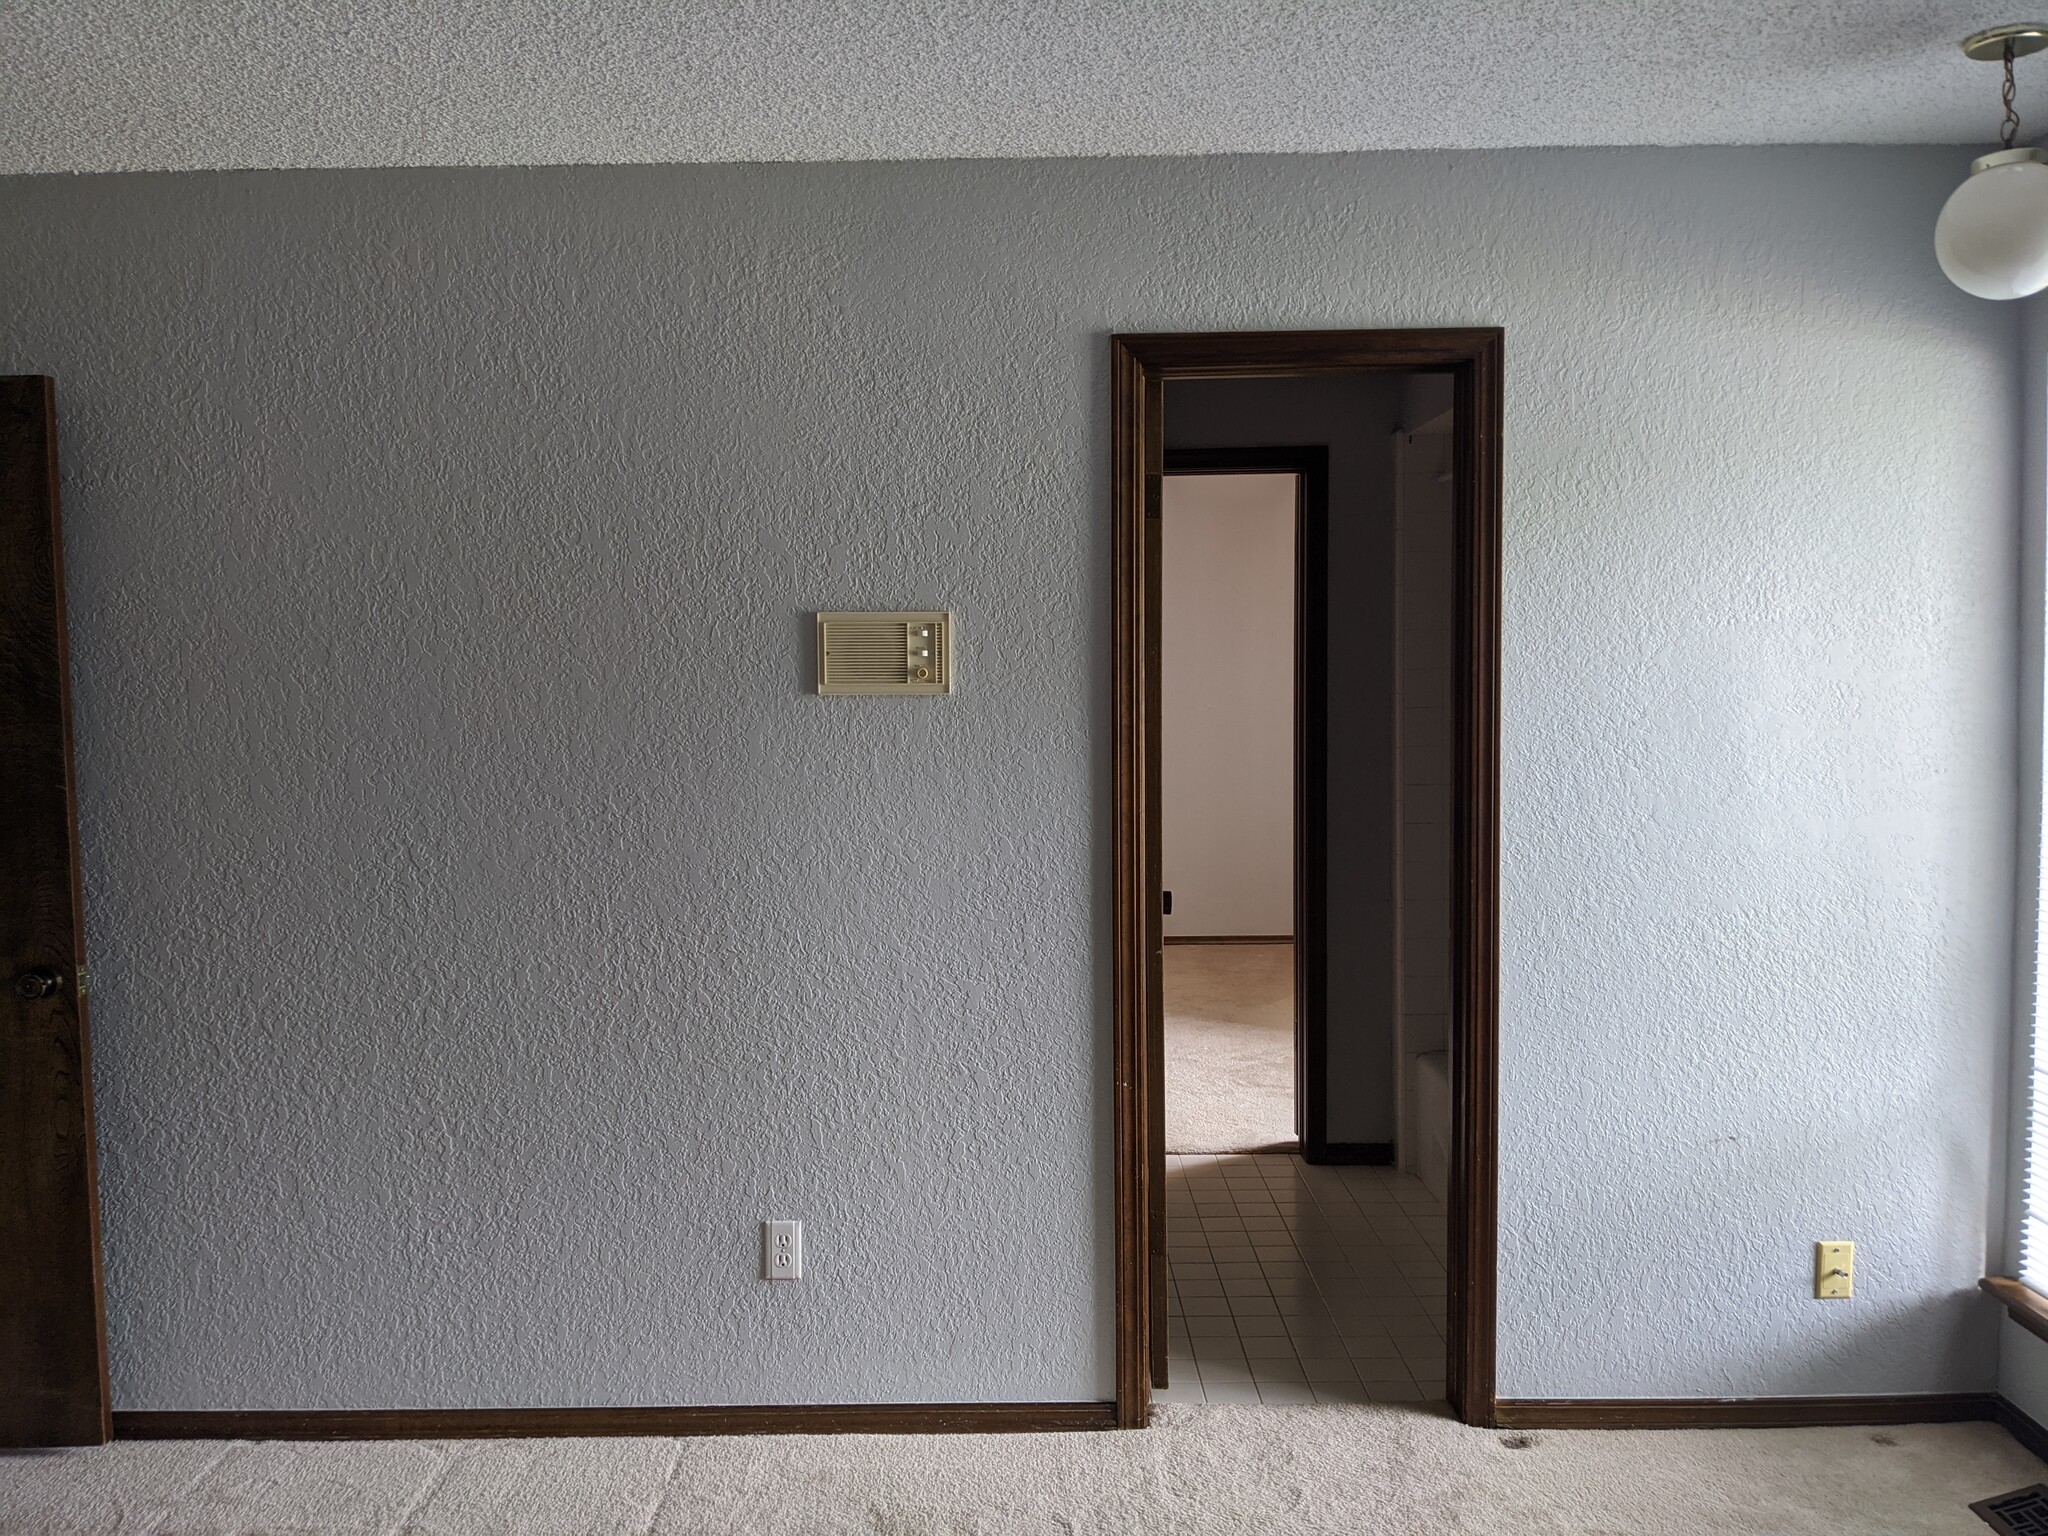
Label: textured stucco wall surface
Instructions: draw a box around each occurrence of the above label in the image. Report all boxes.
[2003,1319,2048,1427]
[0,147,2018,1407]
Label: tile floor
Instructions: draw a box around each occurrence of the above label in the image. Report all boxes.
[1158,1151,1448,1405]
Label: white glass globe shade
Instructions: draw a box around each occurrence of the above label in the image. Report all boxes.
[1936,149,2048,300]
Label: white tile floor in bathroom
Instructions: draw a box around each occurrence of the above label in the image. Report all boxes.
[1159,1151,1448,1406]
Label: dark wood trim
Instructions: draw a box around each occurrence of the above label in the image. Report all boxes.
[1114,329,1504,1431]
[1296,452,1330,1159]
[1494,1394,1996,1431]
[1306,1142,1395,1166]
[1984,1277,2048,1348]
[1501,1390,2048,1457]
[1141,416,1171,1393]
[1124,329,1508,376]
[1161,449,1320,474]
[1994,1394,2048,1462]
[1111,335,1157,1427]
[1447,330,1505,1428]
[0,376,110,1448]
[115,1402,1118,1442]
[1161,935,1293,946]
[116,1394,2047,1446]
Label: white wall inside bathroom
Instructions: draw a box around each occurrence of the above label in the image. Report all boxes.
[1161,472,1296,940]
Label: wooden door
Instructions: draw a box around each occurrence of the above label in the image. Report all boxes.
[0,375,110,1446]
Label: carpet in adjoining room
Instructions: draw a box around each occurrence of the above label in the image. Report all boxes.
[1165,942,1295,1153]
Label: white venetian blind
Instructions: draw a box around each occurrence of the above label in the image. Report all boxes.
[2026,845,2048,1289]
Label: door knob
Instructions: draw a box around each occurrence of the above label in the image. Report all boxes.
[15,967,62,1001]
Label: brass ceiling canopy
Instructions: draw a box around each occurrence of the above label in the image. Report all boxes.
[1962,24,2048,62]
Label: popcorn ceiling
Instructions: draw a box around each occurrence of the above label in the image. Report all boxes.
[3,0,2024,175]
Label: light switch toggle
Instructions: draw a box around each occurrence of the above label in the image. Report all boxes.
[1814,1240,1853,1299]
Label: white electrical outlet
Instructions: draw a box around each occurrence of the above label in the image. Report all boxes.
[764,1220,803,1283]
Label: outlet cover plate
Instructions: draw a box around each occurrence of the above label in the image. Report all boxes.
[765,1220,803,1283]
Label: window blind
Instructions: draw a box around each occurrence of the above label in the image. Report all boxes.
[2027,1075,2048,1290]
[2026,820,2048,1292]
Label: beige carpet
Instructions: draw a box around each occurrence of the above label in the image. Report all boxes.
[2,1405,2041,1533]
[1166,942,1296,1152]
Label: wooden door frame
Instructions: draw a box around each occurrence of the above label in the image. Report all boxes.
[1151,447,1328,1386]
[1111,329,1504,1428]
[1,375,110,1447]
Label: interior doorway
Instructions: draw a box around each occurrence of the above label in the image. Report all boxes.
[1159,451,1325,1161]
[1111,329,1503,1428]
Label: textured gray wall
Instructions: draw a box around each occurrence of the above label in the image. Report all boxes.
[1997,290,2048,1410]
[1167,375,1406,1145]
[0,146,2018,1408]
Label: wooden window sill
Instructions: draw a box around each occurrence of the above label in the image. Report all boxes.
[1983,1276,2048,1346]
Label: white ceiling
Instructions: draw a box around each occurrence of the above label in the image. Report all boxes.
[6,1,2040,175]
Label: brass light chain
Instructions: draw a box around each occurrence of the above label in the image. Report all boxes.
[2006,37,2023,150]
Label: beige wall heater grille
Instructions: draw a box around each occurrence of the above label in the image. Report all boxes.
[816,612,952,695]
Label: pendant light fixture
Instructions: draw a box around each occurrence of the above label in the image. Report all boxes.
[1937,24,2048,299]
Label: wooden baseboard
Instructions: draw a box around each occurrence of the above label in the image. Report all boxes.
[110,1393,2048,1451]
[1994,1395,2048,1461]
[1161,935,1292,945]
[1304,1141,1394,1166]
[1492,1391,2048,1460]
[1493,1393,1996,1430]
[113,1401,1118,1442]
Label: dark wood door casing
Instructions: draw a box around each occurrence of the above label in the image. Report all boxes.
[1111,330,1503,1429]
[0,375,110,1447]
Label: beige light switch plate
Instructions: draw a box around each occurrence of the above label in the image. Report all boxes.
[1815,1241,1854,1299]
